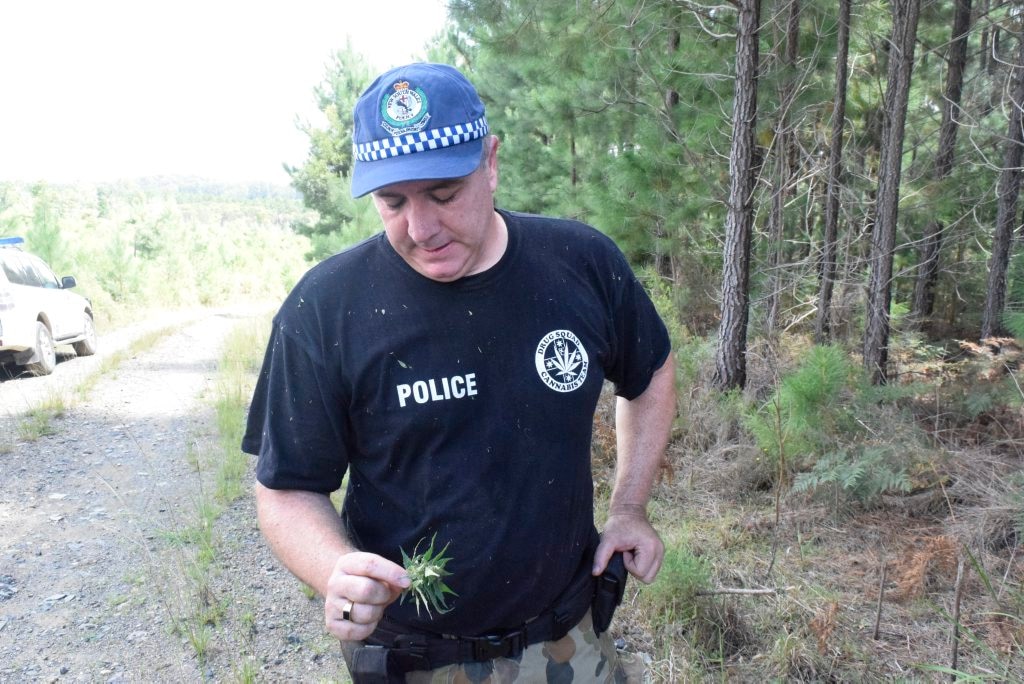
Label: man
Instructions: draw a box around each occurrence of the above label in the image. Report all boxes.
[243,62,676,683]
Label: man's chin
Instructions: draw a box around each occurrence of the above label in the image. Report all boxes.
[413,261,463,283]
[410,249,469,282]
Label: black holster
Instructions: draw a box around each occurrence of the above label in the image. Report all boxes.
[349,645,403,684]
[591,552,627,634]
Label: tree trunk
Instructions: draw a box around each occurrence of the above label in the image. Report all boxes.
[713,0,761,391]
[948,240,966,327]
[570,131,578,188]
[910,0,972,326]
[814,0,852,344]
[980,0,990,74]
[766,0,801,336]
[863,0,921,384]
[666,26,681,111]
[980,34,1024,339]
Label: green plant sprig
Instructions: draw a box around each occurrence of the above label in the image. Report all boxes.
[399,534,457,618]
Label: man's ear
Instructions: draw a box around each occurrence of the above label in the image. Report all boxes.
[485,136,500,191]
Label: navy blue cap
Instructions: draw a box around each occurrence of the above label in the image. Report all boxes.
[351,63,489,198]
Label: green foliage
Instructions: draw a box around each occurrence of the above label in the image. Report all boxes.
[213,318,267,503]
[288,44,388,260]
[638,266,689,353]
[745,344,923,507]
[1003,311,1024,340]
[1000,473,1024,552]
[447,0,736,301]
[963,388,997,419]
[27,183,64,269]
[99,233,141,302]
[18,402,65,441]
[792,446,912,504]
[745,345,855,469]
[639,540,711,628]
[1006,252,1024,319]
[0,179,311,325]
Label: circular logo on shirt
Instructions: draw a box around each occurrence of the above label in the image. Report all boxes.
[535,330,589,392]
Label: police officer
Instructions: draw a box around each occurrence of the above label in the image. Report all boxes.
[244,62,676,683]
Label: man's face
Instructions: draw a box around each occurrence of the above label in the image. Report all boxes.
[372,138,503,283]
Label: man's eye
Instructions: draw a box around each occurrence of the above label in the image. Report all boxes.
[384,198,406,210]
[432,193,457,205]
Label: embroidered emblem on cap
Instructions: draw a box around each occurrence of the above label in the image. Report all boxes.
[380,80,430,136]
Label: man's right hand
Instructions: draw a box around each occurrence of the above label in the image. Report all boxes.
[324,551,411,641]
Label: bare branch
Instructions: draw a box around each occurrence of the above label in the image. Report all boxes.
[695,586,796,596]
[673,1,737,38]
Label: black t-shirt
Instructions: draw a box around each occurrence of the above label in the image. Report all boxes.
[242,209,670,635]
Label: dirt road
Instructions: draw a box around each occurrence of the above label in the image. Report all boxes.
[0,309,347,683]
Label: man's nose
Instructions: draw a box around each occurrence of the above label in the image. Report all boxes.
[406,201,440,243]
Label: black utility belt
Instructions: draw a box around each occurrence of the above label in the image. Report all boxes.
[349,553,627,683]
[356,607,570,678]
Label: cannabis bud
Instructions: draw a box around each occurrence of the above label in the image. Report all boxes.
[399,533,457,618]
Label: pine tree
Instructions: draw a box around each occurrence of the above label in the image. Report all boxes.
[981,31,1024,339]
[863,0,921,384]
[287,44,376,259]
[713,0,761,391]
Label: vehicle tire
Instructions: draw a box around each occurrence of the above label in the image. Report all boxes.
[26,322,57,376]
[72,313,98,356]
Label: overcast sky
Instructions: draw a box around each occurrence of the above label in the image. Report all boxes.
[0,0,448,186]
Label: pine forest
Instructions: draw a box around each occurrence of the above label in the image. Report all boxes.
[3,1,1024,680]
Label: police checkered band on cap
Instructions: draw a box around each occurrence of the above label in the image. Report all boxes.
[353,116,489,162]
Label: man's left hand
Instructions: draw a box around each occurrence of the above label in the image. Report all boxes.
[592,509,664,584]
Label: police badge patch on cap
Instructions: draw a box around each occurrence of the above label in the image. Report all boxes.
[380,81,431,137]
[351,63,488,197]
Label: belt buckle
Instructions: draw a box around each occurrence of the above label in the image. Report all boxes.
[393,634,431,672]
[469,629,526,661]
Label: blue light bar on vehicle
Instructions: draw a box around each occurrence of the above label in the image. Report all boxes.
[0,236,25,246]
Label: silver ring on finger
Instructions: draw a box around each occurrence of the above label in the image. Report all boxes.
[341,600,354,622]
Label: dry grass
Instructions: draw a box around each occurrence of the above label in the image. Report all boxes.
[596,339,1024,682]
[888,535,959,602]
[809,601,838,655]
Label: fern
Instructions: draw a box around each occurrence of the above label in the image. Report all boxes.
[1009,473,1024,540]
[794,447,912,509]
[1003,311,1024,340]
[964,389,996,418]
[839,457,867,491]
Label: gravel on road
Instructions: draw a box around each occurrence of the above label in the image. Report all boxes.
[0,308,347,683]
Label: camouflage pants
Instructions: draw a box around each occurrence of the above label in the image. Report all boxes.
[343,610,644,684]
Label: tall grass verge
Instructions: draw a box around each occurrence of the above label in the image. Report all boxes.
[211,317,265,503]
[164,313,269,673]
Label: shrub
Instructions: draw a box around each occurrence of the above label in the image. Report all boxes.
[744,345,855,474]
[638,537,711,629]
[744,344,922,508]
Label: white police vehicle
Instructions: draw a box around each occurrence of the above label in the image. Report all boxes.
[0,236,97,376]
